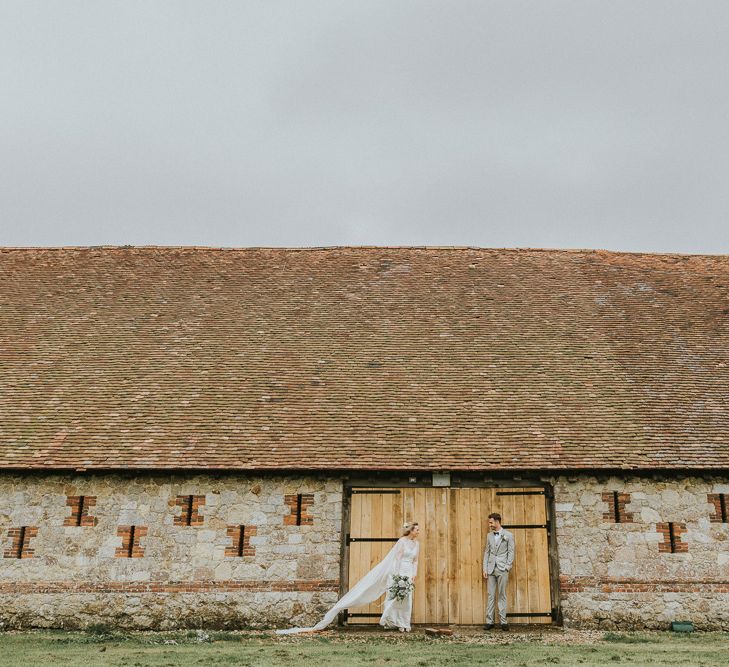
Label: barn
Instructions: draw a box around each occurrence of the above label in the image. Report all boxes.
[1,246,727,630]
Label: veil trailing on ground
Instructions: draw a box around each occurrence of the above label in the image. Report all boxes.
[276,539,401,634]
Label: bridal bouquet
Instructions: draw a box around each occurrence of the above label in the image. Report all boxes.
[387,574,414,602]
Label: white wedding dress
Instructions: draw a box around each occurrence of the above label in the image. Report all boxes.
[277,536,419,634]
[379,536,419,631]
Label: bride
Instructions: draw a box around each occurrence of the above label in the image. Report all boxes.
[277,521,420,634]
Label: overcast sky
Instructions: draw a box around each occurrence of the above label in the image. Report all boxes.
[1,1,728,252]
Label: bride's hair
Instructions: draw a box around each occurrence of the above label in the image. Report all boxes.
[402,521,419,536]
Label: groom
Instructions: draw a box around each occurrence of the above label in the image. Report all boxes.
[482,512,515,631]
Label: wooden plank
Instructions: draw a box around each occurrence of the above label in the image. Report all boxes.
[349,490,364,589]
[435,487,449,624]
[475,488,485,624]
[525,493,542,624]
[499,488,520,624]
[458,486,473,624]
[513,490,528,623]
[423,488,437,624]
[479,487,489,623]
[459,487,471,625]
[381,489,402,621]
[371,491,384,571]
[534,492,553,624]
[460,488,473,625]
[480,487,493,623]
[368,489,384,624]
[412,487,427,623]
[392,491,404,538]
[469,487,485,625]
[346,490,365,620]
[526,487,552,624]
[485,487,500,624]
[374,490,398,622]
[403,488,416,533]
[447,487,459,624]
[359,490,376,622]
[404,487,417,621]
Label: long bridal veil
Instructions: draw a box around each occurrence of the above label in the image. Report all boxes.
[276,540,400,634]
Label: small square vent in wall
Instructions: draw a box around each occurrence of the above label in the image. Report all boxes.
[432,473,451,487]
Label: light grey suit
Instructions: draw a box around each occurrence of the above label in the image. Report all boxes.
[483,528,515,625]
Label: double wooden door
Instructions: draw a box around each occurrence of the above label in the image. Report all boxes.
[345,486,552,625]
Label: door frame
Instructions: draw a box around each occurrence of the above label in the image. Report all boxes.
[338,473,560,626]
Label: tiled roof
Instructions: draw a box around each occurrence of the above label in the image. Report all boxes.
[0,246,727,471]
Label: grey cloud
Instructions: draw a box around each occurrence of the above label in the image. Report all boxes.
[1,1,728,252]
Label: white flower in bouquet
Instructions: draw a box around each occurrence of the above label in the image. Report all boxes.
[387,574,414,602]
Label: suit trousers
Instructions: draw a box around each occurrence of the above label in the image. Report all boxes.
[486,568,509,625]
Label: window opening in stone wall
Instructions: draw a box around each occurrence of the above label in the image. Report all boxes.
[64,495,98,527]
[284,493,314,526]
[225,524,256,557]
[173,494,205,526]
[668,522,676,553]
[184,495,193,526]
[709,493,728,523]
[4,526,38,559]
[127,525,136,558]
[115,524,147,558]
[657,521,687,553]
[237,525,245,557]
[602,491,633,523]
[76,496,86,526]
[16,526,26,558]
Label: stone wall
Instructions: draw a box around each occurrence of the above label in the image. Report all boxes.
[2,472,728,630]
[0,473,343,629]
[551,474,729,630]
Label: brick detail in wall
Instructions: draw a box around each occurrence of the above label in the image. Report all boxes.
[0,580,340,594]
[559,575,729,593]
[172,495,206,527]
[64,495,98,527]
[657,522,688,553]
[115,525,148,558]
[3,527,38,559]
[602,491,634,523]
[708,493,728,523]
[284,493,314,526]
[224,525,256,557]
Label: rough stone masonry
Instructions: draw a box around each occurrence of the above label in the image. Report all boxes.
[1,472,728,630]
[552,474,729,630]
[0,473,343,629]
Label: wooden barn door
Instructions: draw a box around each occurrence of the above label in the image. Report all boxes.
[346,489,402,623]
[493,488,552,625]
[346,486,552,625]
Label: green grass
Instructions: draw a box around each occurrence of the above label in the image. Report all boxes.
[0,630,727,666]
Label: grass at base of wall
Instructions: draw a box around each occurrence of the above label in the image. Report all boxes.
[0,628,727,666]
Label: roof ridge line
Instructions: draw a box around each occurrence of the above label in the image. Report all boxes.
[0,245,727,258]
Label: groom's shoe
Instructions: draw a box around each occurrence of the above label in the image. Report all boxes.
[500,624,509,631]
[484,624,494,630]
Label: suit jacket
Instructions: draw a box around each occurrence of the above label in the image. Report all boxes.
[483,529,515,575]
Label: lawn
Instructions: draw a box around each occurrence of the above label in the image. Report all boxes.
[0,628,727,666]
